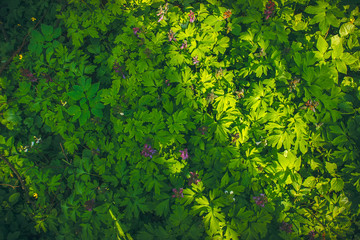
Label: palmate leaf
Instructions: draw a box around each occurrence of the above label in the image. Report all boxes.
[203,207,225,235]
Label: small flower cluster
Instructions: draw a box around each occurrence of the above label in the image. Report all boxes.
[198,126,208,135]
[179,149,189,160]
[192,56,199,65]
[165,79,171,86]
[264,0,276,20]
[288,77,300,92]
[223,9,232,20]
[113,62,126,79]
[157,3,169,22]
[21,68,37,82]
[189,10,195,23]
[19,136,42,152]
[141,144,157,158]
[307,231,316,240]
[188,172,201,185]
[132,27,140,37]
[301,99,319,113]
[180,40,188,50]
[253,193,267,207]
[168,29,177,42]
[280,221,293,233]
[84,199,95,211]
[172,188,183,198]
[224,190,236,201]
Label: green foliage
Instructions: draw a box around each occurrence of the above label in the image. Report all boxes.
[1,0,360,239]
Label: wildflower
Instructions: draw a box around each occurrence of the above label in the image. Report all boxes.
[198,126,208,135]
[20,68,37,82]
[224,9,232,20]
[31,17,36,22]
[141,144,157,158]
[179,149,189,160]
[301,99,319,113]
[188,171,201,185]
[61,100,67,106]
[84,199,95,211]
[19,54,23,60]
[189,10,195,23]
[168,29,177,42]
[165,79,171,86]
[235,89,245,99]
[307,231,316,240]
[231,133,239,143]
[192,56,199,65]
[253,193,267,207]
[113,62,126,79]
[264,0,276,20]
[215,68,224,78]
[180,40,188,50]
[172,188,184,198]
[33,193,38,199]
[132,27,140,37]
[288,77,300,92]
[280,221,293,233]
[157,3,169,22]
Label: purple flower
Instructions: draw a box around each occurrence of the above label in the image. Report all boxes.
[192,56,199,65]
[179,149,189,160]
[189,10,195,23]
[141,144,157,158]
[165,79,171,86]
[253,193,267,207]
[180,40,188,50]
[84,199,95,211]
[280,221,293,234]
[188,172,201,186]
[172,188,184,198]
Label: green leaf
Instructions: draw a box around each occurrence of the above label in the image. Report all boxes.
[41,24,54,41]
[339,22,355,37]
[68,86,85,101]
[335,60,347,74]
[87,83,100,99]
[46,47,54,64]
[154,199,170,217]
[316,35,328,54]
[325,162,337,176]
[67,105,81,121]
[91,103,104,118]
[32,30,44,42]
[79,109,90,126]
[9,192,20,204]
[330,178,344,192]
[303,176,316,188]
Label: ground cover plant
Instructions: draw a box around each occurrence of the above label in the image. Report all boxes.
[1,0,360,239]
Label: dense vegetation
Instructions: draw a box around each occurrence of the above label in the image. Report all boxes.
[1,0,360,239]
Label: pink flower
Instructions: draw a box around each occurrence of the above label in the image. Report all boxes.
[192,56,199,65]
[180,40,188,50]
[189,10,195,23]
[188,172,201,185]
[132,27,140,36]
[172,188,184,198]
[179,149,189,160]
[253,193,267,207]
